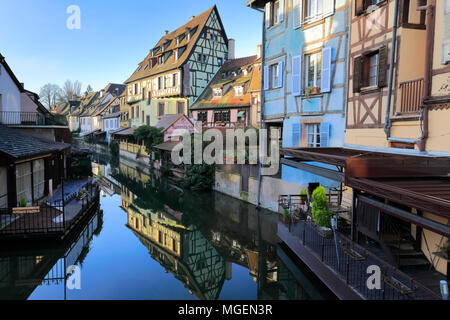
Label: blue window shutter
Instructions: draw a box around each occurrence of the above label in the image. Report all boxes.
[278,60,284,88]
[279,0,285,22]
[292,123,301,147]
[293,0,303,29]
[321,47,332,93]
[320,122,331,147]
[292,55,302,96]
[263,65,269,90]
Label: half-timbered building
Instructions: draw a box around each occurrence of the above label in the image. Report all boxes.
[124,6,229,128]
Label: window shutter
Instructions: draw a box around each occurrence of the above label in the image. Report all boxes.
[277,60,284,88]
[353,56,363,93]
[378,45,388,88]
[292,123,301,147]
[263,65,269,90]
[442,0,450,64]
[324,0,335,17]
[355,0,365,16]
[293,0,303,29]
[292,55,302,96]
[265,2,271,28]
[320,123,331,147]
[321,47,332,93]
[279,0,285,23]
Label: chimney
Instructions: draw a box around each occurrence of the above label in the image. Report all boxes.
[165,30,169,35]
[190,16,195,21]
[257,44,262,60]
[228,38,235,61]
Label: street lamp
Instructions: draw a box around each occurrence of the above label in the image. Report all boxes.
[440,280,449,300]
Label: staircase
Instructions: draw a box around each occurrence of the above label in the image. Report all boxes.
[381,217,430,269]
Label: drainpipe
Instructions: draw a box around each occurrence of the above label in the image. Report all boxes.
[249,4,265,209]
[344,0,352,130]
[416,0,435,152]
[383,0,401,138]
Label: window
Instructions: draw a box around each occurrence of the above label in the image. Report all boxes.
[306,0,323,21]
[131,107,134,119]
[305,51,322,91]
[16,163,32,205]
[142,111,144,122]
[234,86,244,97]
[134,83,138,95]
[214,110,230,123]
[265,0,284,28]
[270,63,279,89]
[356,0,383,16]
[353,46,388,92]
[197,111,207,122]
[198,54,207,63]
[158,76,163,90]
[32,159,45,201]
[367,53,379,87]
[213,88,222,98]
[172,239,178,252]
[136,106,139,118]
[177,101,185,114]
[237,110,246,123]
[306,123,321,147]
[158,102,165,117]
[173,73,179,87]
[158,231,163,243]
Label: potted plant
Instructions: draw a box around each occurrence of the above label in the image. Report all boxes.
[311,86,320,94]
[299,189,308,205]
[436,240,450,259]
[282,209,291,224]
[19,197,27,208]
[311,186,333,238]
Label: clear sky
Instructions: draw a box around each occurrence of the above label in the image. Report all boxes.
[0,0,262,94]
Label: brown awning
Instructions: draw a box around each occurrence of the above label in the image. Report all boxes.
[154,141,180,152]
[281,147,450,222]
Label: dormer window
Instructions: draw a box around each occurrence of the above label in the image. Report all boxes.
[213,88,222,98]
[158,56,163,65]
[234,86,243,97]
[163,40,171,51]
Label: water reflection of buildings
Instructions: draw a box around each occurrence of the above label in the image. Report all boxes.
[0,209,103,300]
[116,159,332,300]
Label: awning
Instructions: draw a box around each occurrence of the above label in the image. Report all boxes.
[237,110,246,117]
[154,141,180,152]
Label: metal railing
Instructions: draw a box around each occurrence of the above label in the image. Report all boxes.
[399,78,424,113]
[0,111,45,125]
[0,181,99,238]
[200,121,248,128]
[281,218,441,300]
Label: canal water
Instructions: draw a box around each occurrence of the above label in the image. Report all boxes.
[0,150,334,300]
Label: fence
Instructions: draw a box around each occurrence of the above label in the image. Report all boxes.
[0,181,99,238]
[0,111,45,125]
[281,218,441,300]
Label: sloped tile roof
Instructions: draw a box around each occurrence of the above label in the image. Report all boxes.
[155,114,185,132]
[0,125,69,160]
[190,55,258,110]
[125,6,219,83]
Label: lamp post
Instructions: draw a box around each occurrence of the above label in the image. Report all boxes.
[440,280,449,300]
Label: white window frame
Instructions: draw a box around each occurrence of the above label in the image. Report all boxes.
[305,123,321,148]
[213,88,222,98]
[234,86,244,97]
[270,63,279,89]
[304,51,322,91]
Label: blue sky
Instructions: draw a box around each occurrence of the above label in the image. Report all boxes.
[0,0,262,94]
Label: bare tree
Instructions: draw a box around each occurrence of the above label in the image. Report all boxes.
[61,80,82,102]
[39,83,63,109]
[85,84,93,94]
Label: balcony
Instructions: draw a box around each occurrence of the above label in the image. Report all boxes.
[398,78,424,113]
[0,111,45,126]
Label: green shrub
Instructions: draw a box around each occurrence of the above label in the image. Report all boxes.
[283,209,290,219]
[311,186,332,228]
[109,139,119,156]
[19,197,27,207]
[300,188,308,200]
[183,163,215,191]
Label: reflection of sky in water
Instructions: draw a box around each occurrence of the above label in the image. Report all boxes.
[2,156,331,300]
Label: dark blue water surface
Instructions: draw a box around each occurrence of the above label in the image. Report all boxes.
[0,153,334,300]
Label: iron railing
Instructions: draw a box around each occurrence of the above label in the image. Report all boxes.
[280,218,441,300]
[0,111,45,125]
[399,78,424,113]
[200,121,248,128]
[0,181,99,238]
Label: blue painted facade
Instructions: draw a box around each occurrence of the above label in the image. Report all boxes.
[258,0,350,189]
